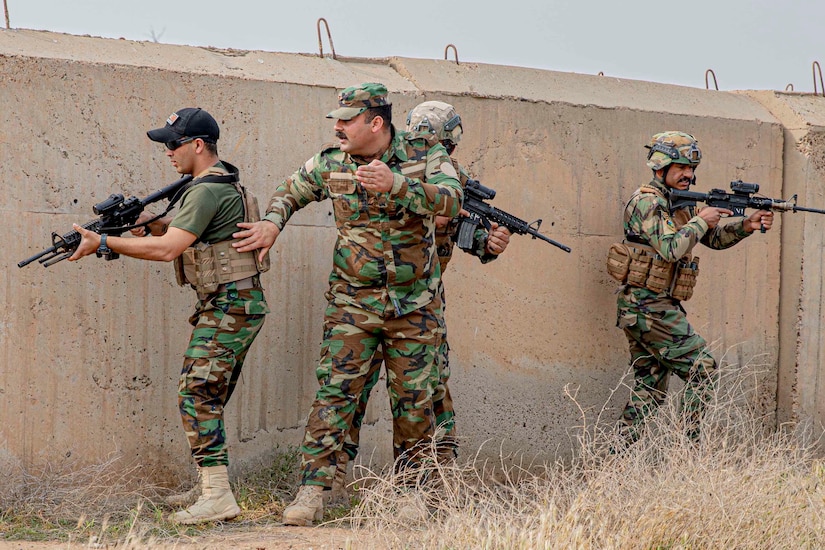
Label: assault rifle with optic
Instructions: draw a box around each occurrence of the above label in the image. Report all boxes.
[18,175,194,268]
[670,180,825,231]
[456,179,571,253]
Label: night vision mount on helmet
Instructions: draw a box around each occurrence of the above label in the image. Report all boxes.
[405,101,463,146]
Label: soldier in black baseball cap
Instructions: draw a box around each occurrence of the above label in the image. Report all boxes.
[147,107,220,149]
[69,106,269,525]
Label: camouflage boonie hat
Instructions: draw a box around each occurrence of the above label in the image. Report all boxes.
[326,82,391,121]
[645,131,702,170]
[405,101,463,145]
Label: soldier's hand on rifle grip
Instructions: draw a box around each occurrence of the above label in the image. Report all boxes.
[744,210,774,234]
[697,206,733,229]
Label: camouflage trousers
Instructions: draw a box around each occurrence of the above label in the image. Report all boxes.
[300,296,445,487]
[179,282,268,468]
[344,289,456,464]
[616,288,717,442]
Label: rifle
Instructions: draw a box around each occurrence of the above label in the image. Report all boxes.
[670,180,825,232]
[18,175,193,268]
[455,179,571,253]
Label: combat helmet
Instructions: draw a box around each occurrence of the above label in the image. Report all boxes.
[645,131,702,171]
[405,101,463,148]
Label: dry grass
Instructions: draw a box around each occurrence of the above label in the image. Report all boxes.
[0,451,169,545]
[347,359,825,549]
[3,356,825,548]
[0,446,303,546]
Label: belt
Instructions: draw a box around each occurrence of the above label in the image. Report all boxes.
[196,275,258,301]
[217,275,257,292]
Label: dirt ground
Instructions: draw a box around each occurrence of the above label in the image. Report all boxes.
[0,524,369,550]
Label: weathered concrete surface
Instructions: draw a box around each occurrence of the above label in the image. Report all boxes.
[0,28,807,484]
[743,91,825,430]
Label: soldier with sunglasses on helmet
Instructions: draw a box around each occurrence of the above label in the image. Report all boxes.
[69,107,270,524]
[607,131,773,445]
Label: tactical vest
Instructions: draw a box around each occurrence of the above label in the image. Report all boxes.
[606,185,700,301]
[173,171,270,295]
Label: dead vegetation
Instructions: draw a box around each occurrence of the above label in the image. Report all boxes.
[347,360,825,549]
[1,358,824,549]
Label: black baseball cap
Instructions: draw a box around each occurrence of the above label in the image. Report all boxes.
[147,107,219,143]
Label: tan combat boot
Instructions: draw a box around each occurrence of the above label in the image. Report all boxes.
[165,468,201,508]
[282,485,324,526]
[170,465,240,524]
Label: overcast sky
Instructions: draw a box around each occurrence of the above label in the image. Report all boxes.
[7,0,825,92]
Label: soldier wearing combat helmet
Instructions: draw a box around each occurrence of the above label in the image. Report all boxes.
[607,131,774,444]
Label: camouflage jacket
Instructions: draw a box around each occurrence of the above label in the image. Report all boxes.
[436,161,497,274]
[263,128,463,317]
[624,177,751,262]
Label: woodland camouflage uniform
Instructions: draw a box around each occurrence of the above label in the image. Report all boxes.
[263,87,463,487]
[616,131,753,442]
[345,159,495,465]
[172,161,269,467]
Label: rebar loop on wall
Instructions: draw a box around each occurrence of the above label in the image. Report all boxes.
[597,71,604,76]
[785,83,794,91]
[444,44,459,65]
[4,0,10,29]
[813,61,824,96]
[705,69,718,90]
[316,18,336,60]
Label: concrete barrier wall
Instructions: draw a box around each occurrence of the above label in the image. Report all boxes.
[742,91,825,428]
[0,29,820,482]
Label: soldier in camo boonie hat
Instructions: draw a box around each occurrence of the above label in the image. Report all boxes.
[326,82,391,121]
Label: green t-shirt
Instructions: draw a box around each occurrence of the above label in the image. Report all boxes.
[170,180,244,244]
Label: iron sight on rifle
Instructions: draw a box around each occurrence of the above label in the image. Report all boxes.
[456,179,571,253]
[670,180,825,232]
[18,175,194,268]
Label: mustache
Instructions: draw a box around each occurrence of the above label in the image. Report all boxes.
[335,131,347,140]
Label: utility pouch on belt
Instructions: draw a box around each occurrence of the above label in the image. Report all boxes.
[606,242,658,286]
[606,242,632,282]
[671,256,700,301]
[606,241,699,301]
[176,240,260,293]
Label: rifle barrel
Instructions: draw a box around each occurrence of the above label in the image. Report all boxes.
[531,231,572,253]
[793,205,825,215]
[17,246,57,268]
